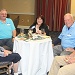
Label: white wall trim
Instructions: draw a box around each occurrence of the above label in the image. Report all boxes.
[8,12,35,15]
[17,25,29,29]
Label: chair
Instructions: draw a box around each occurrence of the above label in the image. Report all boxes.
[13,16,19,29]
[0,62,12,75]
[7,14,10,18]
[0,46,12,75]
[13,16,20,35]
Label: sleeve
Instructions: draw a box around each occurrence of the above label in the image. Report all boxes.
[52,38,61,46]
[0,46,5,52]
[58,25,65,39]
[29,25,35,29]
[29,24,36,33]
[9,18,16,30]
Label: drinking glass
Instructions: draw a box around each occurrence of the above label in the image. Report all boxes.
[28,29,33,38]
[28,29,33,34]
[20,28,24,34]
[41,28,45,34]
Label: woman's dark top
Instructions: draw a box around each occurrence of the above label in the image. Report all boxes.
[29,24,50,36]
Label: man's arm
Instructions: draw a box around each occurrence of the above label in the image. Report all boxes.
[0,46,12,57]
[12,30,16,38]
[69,50,75,57]
[4,50,12,57]
[65,48,75,52]
[64,50,75,64]
[52,38,61,46]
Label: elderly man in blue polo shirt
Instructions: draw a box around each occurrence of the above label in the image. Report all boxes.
[53,13,75,56]
[0,9,16,51]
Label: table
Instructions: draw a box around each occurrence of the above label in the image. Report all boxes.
[13,37,54,75]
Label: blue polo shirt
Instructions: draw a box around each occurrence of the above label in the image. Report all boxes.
[58,22,75,49]
[0,18,15,39]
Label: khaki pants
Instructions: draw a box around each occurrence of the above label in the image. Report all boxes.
[48,56,75,75]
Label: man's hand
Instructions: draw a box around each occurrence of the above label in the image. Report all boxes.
[64,55,75,64]
[69,57,75,64]
[4,50,12,57]
[65,48,75,52]
[64,55,71,63]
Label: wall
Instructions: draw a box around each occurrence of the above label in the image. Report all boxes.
[0,0,75,25]
[0,0,2,9]
[71,0,75,20]
[9,14,34,26]
[71,0,75,16]
[0,0,35,26]
[1,0,35,14]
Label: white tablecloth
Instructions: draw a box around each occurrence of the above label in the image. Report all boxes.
[13,37,54,75]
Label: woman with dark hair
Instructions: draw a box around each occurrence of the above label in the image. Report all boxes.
[29,15,50,36]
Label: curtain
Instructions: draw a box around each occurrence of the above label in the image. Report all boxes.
[35,0,71,31]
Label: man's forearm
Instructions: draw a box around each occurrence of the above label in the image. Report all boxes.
[53,38,61,46]
[12,30,16,38]
[70,51,75,57]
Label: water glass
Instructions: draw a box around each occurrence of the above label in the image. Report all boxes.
[20,28,24,34]
[41,28,45,34]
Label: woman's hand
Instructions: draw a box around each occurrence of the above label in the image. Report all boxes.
[36,30,42,34]
[36,24,40,34]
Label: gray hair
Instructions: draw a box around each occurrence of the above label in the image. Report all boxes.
[64,13,74,21]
